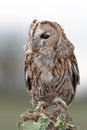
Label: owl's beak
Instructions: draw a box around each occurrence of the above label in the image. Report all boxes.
[32,42,40,53]
[32,46,40,53]
[32,38,40,53]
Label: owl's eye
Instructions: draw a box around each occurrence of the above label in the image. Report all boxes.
[40,33,49,39]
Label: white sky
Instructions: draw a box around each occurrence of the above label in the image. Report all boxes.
[0,0,87,95]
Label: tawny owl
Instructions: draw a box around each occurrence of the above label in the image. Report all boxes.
[24,20,80,107]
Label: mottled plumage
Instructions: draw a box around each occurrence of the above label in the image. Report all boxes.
[24,20,80,106]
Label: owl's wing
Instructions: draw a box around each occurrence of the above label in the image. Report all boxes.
[25,70,31,91]
[24,45,32,91]
[68,53,80,92]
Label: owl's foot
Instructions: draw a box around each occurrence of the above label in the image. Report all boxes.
[35,101,50,112]
[52,97,67,108]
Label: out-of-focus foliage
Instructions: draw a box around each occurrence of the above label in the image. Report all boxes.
[0,94,87,130]
[18,113,75,130]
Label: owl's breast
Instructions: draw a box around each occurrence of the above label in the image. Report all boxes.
[33,53,54,84]
[40,66,53,83]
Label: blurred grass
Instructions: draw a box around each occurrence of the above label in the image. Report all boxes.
[0,93,87,130]
[69,99,87,129]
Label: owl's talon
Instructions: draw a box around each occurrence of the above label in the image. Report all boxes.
[35,101,49,112]
[52,97,67,108]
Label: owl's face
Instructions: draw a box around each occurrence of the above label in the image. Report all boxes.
[28,20,60,53]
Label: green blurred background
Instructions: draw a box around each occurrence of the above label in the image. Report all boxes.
[0,0,87,130]
[0,94,87,130]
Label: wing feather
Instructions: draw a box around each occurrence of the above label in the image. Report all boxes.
[68,53,80,92]
[24,45,32,91]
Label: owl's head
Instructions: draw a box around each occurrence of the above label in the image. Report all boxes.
[27,20,73,53]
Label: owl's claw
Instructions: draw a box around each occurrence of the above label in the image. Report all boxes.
[35,101,50,112]
[52,97,67,108]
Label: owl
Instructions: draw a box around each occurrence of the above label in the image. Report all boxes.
[24,20,80,107]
